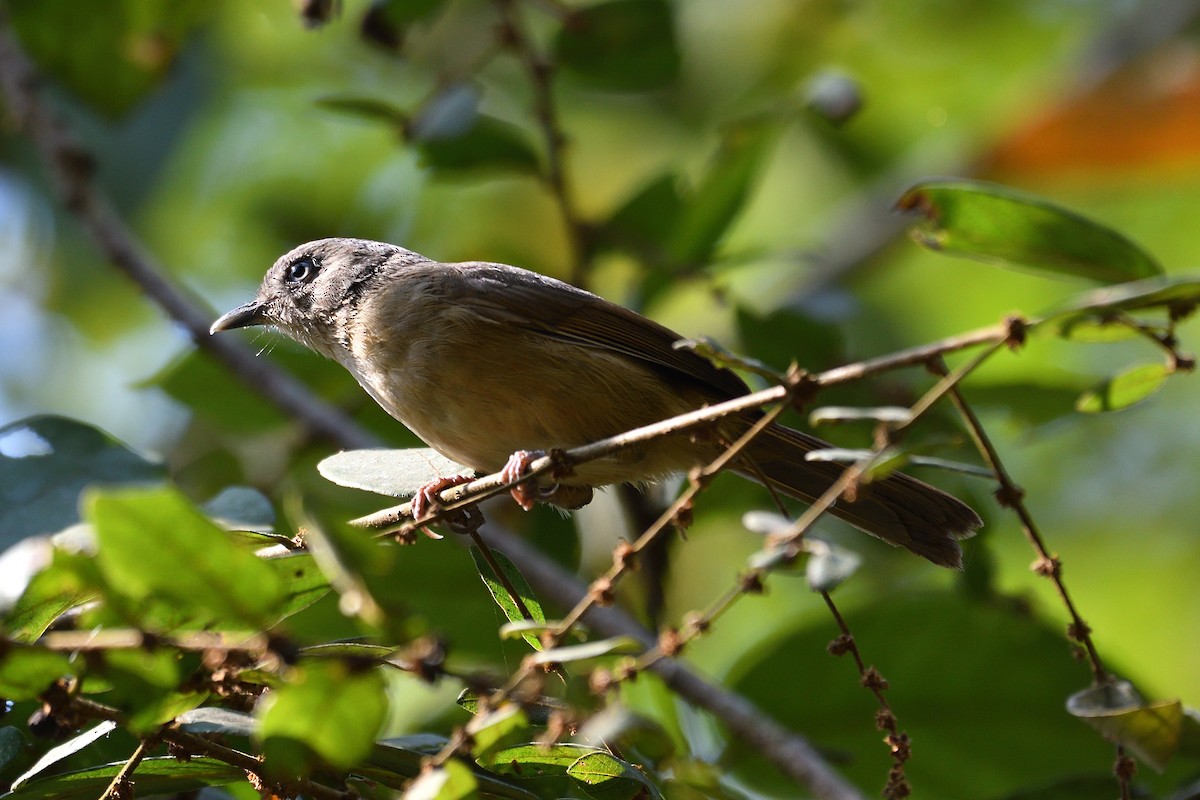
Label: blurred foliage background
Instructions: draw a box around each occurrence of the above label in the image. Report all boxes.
[3,0,1200,798]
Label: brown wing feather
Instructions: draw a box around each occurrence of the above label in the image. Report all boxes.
[449,261,751,399]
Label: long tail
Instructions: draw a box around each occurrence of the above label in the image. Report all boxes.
[735,423,982,568]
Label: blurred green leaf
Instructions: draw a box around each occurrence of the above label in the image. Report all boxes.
[554,0,679,92]
[317,94,409,128]
[469,546,545,650]
[0,645,72,700]
[1066,682,1185,771]
[265,553,333,620]
[87,486,287,629]
[898,180,1162,284]
[259,659,388,776]
[0,416,163,548]
[416,117,540,175]
[1056,316,1145,343]
[319,448,472,498]
[1075,363,1170,413]
[668,122,776,266]
[8,755,244,799]
[735,305,845,375]
[3,556,94,643]
[360,0,447,51]
[7,0,211,117]
[963,380,1088,428]
[602,173,684,258]
[466,703,530,759]
[403,759,478,799]
[1052,275,1200,316]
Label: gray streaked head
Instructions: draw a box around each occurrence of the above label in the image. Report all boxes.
[210,238,429,358]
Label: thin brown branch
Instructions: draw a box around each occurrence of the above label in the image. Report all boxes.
[100,738,152,800]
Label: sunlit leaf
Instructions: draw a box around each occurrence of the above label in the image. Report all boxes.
[478,743,601,777]
[898,179,1162,284]
[8,755,244,799]
[318,448,472,498]
[466,703,530,759]
[177,706,258,736]
[87,486,287,629]
[259,659,388,777]
[469,546,545,650]
[10,721,118,790]
[1075,363,1170,413]
[567,750,660,799]
[555,0,679,91]
[404,759,478,800]
[0,645,73,700]
[527,636,642,666]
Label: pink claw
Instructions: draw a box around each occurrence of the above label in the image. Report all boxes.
[500,449,546,511]
[411,474,474,521]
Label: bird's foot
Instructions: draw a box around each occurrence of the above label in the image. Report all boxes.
[500,450,544,511]
[411,474,474,522]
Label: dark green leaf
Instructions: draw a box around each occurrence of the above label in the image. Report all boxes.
[667,122,776,266]
[258,659,388,776]
[8,755,244,799]
[316,95,409,128]
[0,726,26,774]
[1075,363,1170,413]
[0,644,73,700]
[555,0,680,92]
[469,546,545,650]
[87,486,287,628]
[898,179,1162,284]
[0,416,163,549]
[360,0,447,50]
[602,173,684,257]
[735,304,845,375]
[416,116,540,174]
[318,448,472,498]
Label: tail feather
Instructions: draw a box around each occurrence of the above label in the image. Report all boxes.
[735,424,982,568]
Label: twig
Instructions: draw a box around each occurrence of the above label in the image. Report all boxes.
[0,13,375,452]
[100,738,152,800]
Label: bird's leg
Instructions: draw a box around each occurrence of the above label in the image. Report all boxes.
[500,449,592,511]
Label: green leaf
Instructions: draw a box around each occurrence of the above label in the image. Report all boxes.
[87,486,287,629]
[0,415,163,549]
[360,0,447,50]
[1056,316,1145,343]
[10,721,118,790]
[567,750,659,800]
[1075,363,1170,413]
[478,743,601,777]
[897,179,1162,284]
[7,0,211,117]
[416,116,540,175]
[1053,275,1200,316]
[403,759,479,800]
[667,121,776,266]
[266,552,333,620]
[316,94,409,128]
[602,173,684,257]
[466,703,530,759]
[318,448,473,498]
[0,644,73,700]
[1066,682,1184,771]
[469,546,545,650]
[527,636,643,666]
[258,658,388,777]
[554,0,680,92]
[0,726,25,774]
[8,755,245,799]
[2,557,94,643]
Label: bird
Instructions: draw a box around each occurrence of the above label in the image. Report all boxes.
[210,238,981,567]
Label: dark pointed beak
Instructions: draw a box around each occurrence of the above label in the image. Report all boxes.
[210,300,268,334]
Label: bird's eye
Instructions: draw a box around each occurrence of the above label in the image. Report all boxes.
[285,256,318,284]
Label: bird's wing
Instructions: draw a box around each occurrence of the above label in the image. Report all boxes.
[450,262,752,399]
